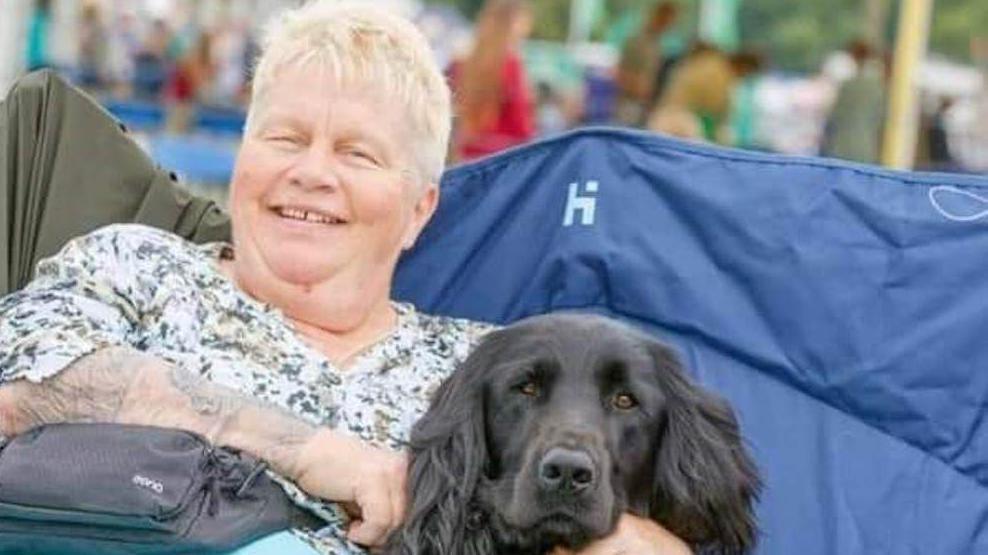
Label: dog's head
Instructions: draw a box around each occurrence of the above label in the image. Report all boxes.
[392,313,760,555]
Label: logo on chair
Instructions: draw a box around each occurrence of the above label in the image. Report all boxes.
[132,474,164,494]
[929,185,988,222]
[563,181,599,227]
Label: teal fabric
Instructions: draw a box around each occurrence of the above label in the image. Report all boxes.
[230,532,319,555]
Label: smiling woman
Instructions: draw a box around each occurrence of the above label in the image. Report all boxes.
[225,68,438,362]
[0,2,690,555]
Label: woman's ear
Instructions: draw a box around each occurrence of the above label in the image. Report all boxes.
[389,336,494,555]
[402,182,439,250]
[647,339,762,555]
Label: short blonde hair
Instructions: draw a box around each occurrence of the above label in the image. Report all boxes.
[246,0,452,183]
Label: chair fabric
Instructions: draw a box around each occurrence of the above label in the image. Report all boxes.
[395,128,988,554]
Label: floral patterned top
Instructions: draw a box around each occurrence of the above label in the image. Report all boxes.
[0,224,495,554]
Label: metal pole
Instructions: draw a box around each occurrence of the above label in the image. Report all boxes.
[880,0,934,169]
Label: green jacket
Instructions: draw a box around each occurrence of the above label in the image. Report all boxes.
[0,70,231,297]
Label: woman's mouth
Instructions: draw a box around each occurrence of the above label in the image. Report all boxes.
[273,206,348,225]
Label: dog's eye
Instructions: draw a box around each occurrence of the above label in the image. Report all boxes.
[518,380,540,397]
[611,392,638,410]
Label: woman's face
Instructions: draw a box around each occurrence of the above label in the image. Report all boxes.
[228,64,437,309]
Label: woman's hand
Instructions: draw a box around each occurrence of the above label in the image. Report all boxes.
[549,513,693,555]
[294,428,408,547]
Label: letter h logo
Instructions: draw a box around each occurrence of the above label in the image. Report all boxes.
[563,180,599,227]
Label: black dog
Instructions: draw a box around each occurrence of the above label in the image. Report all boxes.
[389,313,760,555]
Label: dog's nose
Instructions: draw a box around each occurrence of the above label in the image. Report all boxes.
[538,447,596,495]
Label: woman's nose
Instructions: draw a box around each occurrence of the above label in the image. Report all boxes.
[289,146,342,191]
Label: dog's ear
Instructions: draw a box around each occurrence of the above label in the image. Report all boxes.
[388,336,497,555]
[647,339,761,555]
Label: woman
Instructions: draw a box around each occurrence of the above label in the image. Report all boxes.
[614,1,680,127]
[165,32,215,132]
[451,0,535,161]
[0,2,690,554]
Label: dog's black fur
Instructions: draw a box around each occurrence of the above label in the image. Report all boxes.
[388,313,760,554]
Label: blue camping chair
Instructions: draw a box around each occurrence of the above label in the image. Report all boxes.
[395,129,988,554]
[238,128,988,554]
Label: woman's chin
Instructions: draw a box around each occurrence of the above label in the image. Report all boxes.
[273,264,339,289]
[260,251,342,289]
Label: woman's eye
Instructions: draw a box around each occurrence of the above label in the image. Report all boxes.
[345,148,379,165]
[612,392,638,410]
[267,135,302,147]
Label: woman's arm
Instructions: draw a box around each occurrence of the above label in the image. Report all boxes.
[0,346,315,476]
[0,346,406,547]
[549,514,693,555]
[0,228,405,546]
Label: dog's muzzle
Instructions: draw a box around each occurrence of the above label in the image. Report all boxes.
[537,447,596,496]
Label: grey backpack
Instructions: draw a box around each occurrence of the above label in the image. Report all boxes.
[0,423,318,554]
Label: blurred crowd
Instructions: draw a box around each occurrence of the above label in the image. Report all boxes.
[17,0,988,174]
[614,3,765,148]
[25,0,256,133]
[444,0,772,162]
[445,0,983,173]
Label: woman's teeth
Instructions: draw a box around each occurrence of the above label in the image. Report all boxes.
[277,207,343,224]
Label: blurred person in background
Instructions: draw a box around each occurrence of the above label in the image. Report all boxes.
[646,104,703,140]
[821,40,886,164]
[449,0,535,161]
[916,96,958,172]
[536,81,569,137]
[976,39,988,171]
[132,19,174,99]
[25,0,52,72]
[77,3,108,91]
[726,51,766,150]
[211,18,254,106]
[928,97,957,171]
[165,33,216,133]
[649,42,736,143]
[105,9,141,98]
[614,1,681,127]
